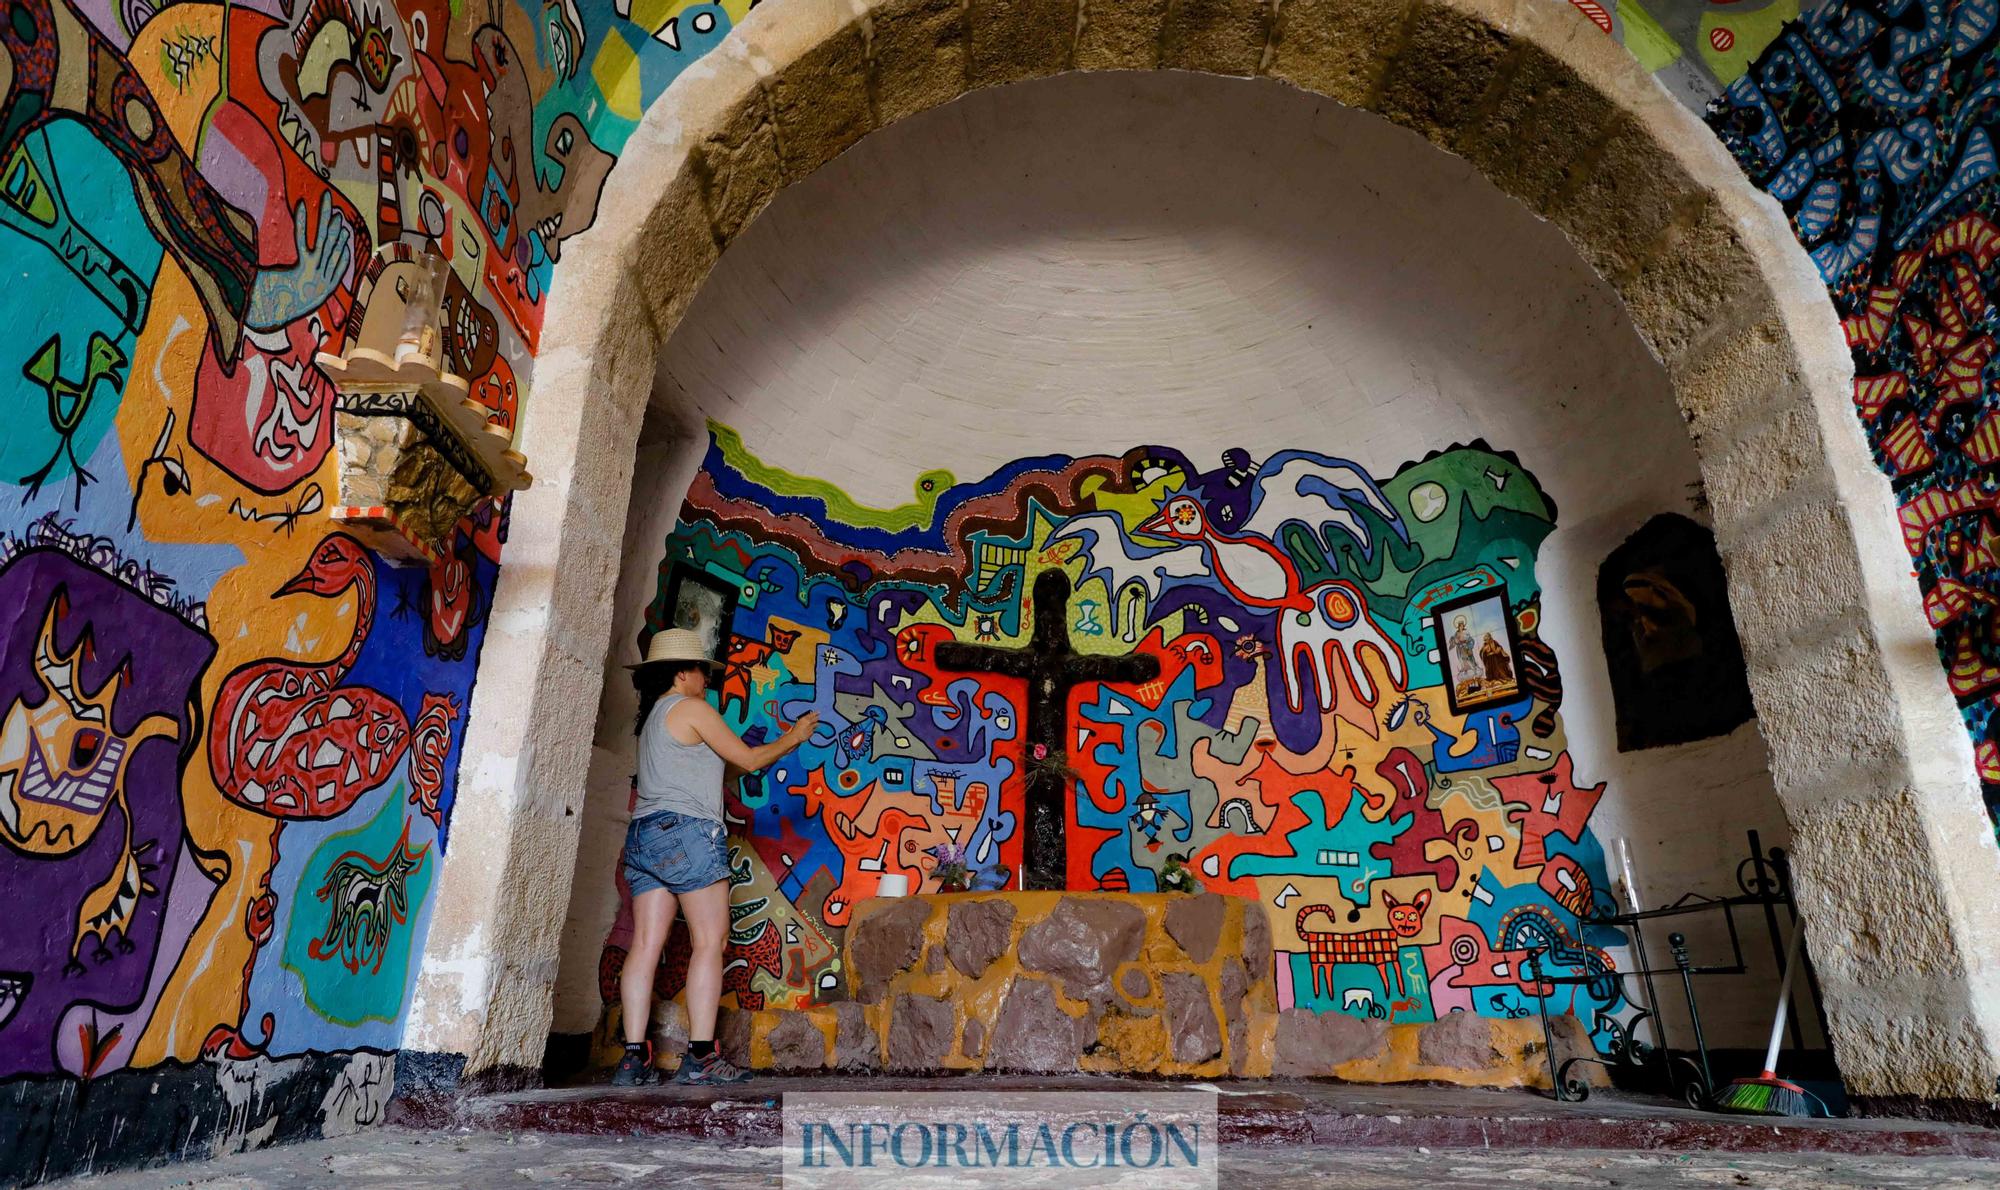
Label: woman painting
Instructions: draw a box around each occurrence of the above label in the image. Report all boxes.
[614,629,818,1086]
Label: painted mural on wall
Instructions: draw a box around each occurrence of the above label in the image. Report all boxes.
[0,0,758,1168]
[599,426,1629,1049]
[1707,0,2000,824]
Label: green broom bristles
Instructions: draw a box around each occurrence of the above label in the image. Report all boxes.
[1713,1072,1818,1117]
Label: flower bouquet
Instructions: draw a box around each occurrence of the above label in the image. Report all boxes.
[927,840,972,893]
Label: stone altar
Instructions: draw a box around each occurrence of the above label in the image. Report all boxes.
[686,891,1601,1088]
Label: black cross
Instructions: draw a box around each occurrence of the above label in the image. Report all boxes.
[935,569,1160,889]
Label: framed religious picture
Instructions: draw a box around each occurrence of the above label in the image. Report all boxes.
[1431,589,1523,714]
[660,562,739,665]
[1597,513,1754,751]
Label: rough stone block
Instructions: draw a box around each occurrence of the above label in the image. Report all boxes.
[1375,1,1510,142]
[1619,201,1763,364]
[966,0,1075,88]
[1165,891,1229,963]
[1017,896,1148,1010]
[1218,955,1248,1031]
[1075,0,1167,68]
[768,25,877,183]
[1271,1007,1387,1074]
[833,1001,879,1070]
[1696,406,1832,528]
[963,1016,986,1060]
[1718,491,1869,658]
[987,977,1085,1072]
[1162,972,1223,1064]
[848,898,934,1003]
[718,1008,753,1067]
[1266,0,1411,108]
[1119,966,1152,1000]
[1667,302,1804,440]
[887,993,956,1071]
[1242,899,1272,984]
[1549,120,1707,286]
[695,94,785,246]
[1458,43,1620,212]
[947,897,1018,979]
[870,0,969,124]
[630,169,719,342]
[1159,0,1272,76]
[1417,1010,1499,1071]
[767,1011,828,1070]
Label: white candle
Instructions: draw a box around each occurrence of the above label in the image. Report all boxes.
[877,873,909,897]
[1615,838,1641,914]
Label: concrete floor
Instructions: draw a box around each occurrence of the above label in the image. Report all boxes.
[44,1127,2000,1189]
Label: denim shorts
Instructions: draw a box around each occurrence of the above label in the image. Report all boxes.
[624,809,731,895]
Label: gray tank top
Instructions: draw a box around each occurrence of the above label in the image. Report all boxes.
[635,693,726,823]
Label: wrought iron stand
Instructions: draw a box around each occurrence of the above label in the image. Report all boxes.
[1527,831,1829,1107]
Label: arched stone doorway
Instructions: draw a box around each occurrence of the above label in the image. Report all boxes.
[406,0,2000,1108]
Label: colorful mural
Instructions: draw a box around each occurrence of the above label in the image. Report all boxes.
[1708,0,2000,824]
[599,427,1630,1049]
[0,0,766,1172]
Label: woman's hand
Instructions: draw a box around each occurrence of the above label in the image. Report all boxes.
[784,711,820,745]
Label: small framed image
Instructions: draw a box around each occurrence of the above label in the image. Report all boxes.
[660,563,739,664]
[1431,589,1523,714]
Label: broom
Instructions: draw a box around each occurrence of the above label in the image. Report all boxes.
[1713,918,1819,1117]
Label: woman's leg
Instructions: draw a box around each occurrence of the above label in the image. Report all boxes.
[621,886,680,1044]
[678,879,731,1042]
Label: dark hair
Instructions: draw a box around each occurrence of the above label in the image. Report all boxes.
[633,661,708,735]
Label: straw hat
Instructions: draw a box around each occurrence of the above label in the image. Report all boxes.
[627,627,723,670]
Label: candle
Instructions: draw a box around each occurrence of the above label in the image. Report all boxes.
[1615,837,1642,914]
[877,873,909,897]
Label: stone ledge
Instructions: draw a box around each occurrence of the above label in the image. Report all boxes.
[612,890,1607,1089]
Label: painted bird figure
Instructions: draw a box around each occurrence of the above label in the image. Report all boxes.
[208,534,410,819]
[1138,494,1404,731]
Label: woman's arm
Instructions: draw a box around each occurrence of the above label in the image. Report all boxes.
[682,699,819,771]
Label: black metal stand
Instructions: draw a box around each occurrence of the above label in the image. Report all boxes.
[1529,831,1829,1108]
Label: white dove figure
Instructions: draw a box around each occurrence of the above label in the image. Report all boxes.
[1136,493,1404,734]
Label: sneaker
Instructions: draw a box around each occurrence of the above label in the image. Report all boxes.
[671,1050,752,1085]
[611,1044,662,1087]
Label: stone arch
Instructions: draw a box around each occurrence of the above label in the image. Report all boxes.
[407,0,2000,1105]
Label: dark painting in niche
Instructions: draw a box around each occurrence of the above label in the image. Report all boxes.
[1597,514,1755,752]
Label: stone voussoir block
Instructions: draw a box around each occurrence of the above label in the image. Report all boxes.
[1698,400,1839,518]
[867,0,970,125]
[1074,0,1168,69]
[1374,0,1512,144]
[1159,0,1274,76]
[1667,301,1808,440]
[965,0,1076,89]
[1545,118,1708,286]
[1617,202,1766,365]
[695,89,786,247]
[1456,42,1622,213]
[767,23,878,183]
[1714,493,1867,655]
[1265,0,1413,108]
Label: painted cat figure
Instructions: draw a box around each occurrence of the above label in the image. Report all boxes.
[1296,889,1431,999]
